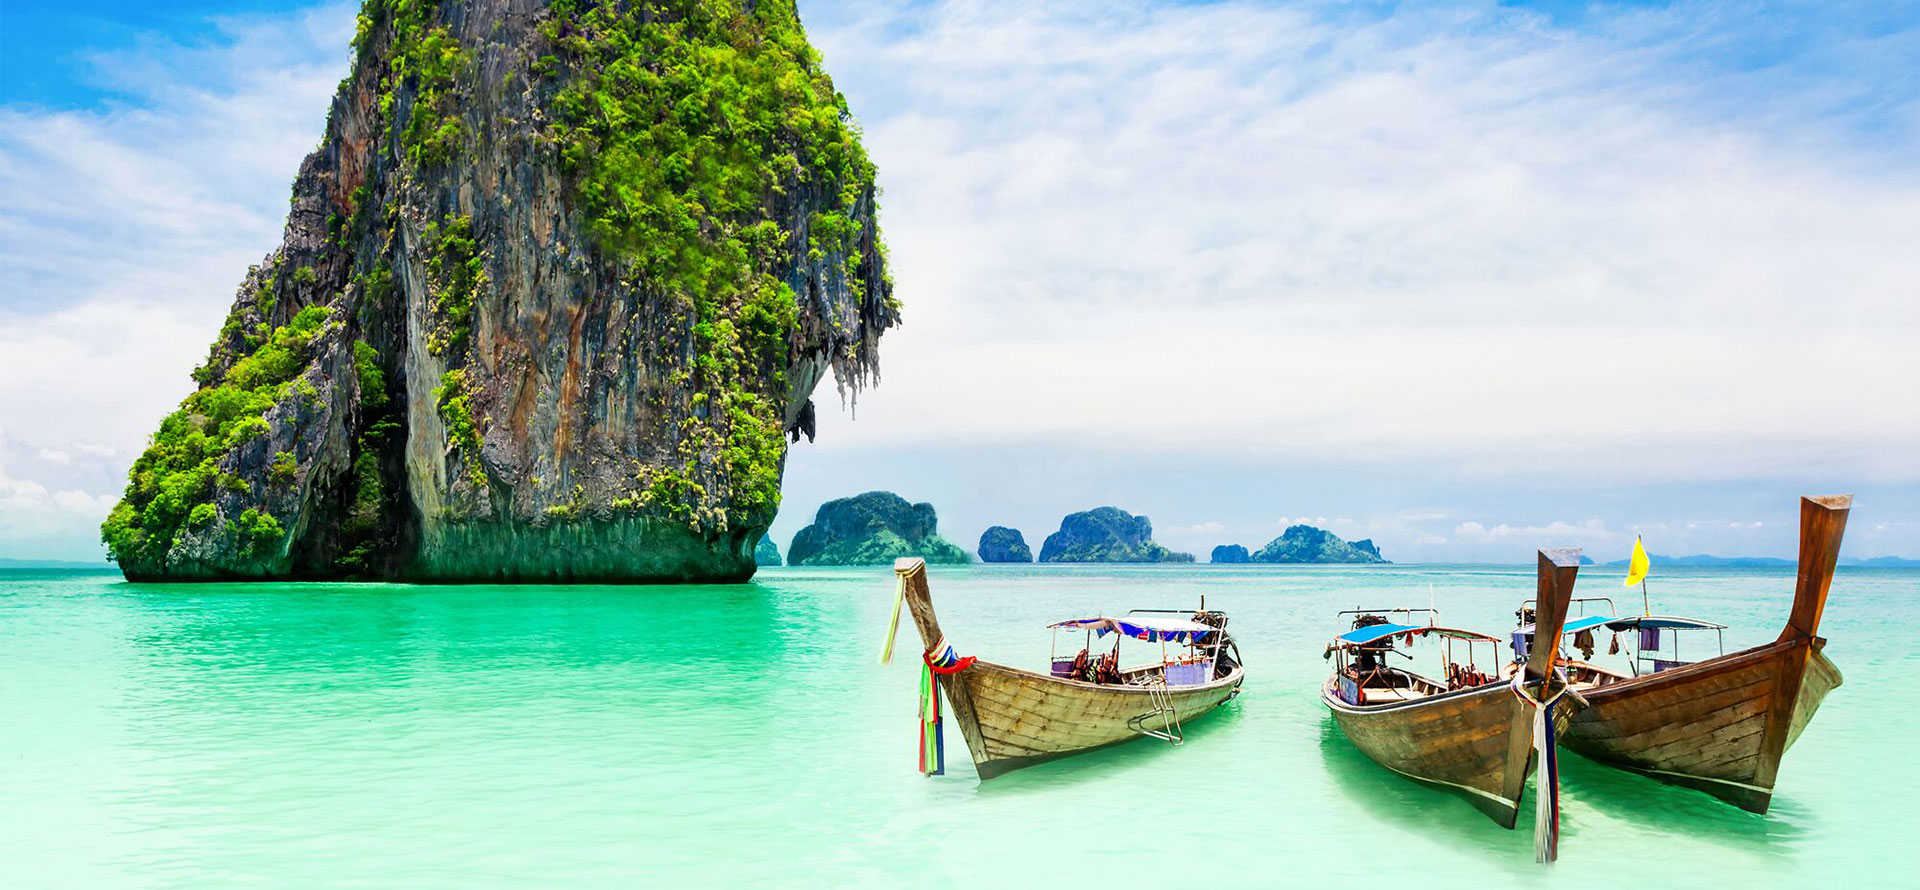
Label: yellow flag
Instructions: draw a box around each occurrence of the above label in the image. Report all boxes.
[1623,535,1650,588]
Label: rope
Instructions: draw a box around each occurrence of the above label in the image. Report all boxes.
[1509,667,1571,864]
[879,573,906,665]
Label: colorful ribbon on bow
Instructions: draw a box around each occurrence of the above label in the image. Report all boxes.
[917,636,975,776]
[1510,667,1571,863]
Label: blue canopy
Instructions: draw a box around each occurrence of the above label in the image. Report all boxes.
[1604,615,1725,632]
[1050,615,1216,643]
[1519,614,1725,636]
[1559,615,1618,635]
[1332,623,1501,648]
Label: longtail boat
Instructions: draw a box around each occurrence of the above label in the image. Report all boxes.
[1322,549,1584,857]
[886,557,1245,779]
[1517,495,1849,813]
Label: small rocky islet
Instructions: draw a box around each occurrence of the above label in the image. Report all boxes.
[1038,507,1194,563]
[786,491,969,567]
[1217,525,1389,564]
[977,526,1033,563]
[1210,544,1252,563]
[775,499,1393,567]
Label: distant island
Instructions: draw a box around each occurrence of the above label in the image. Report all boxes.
[1222,525,1388,564]
[1039,507,1194,563]
[754,536,782,567]
[1601,553,1920,568]
[1851,556,1920,567]
[977,526,1033,563]
[787,491,969,566]
[1210,544,1251,564]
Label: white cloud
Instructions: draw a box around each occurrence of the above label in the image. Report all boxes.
[51,489,114,514]
[1168,521,1226,535]
[1452,518,1621,543]
[804,0,1920,481]
[0,456,118,561]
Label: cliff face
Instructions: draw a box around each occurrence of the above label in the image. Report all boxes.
[786,491,969,566]
[1251,525,1388,564]
[103,0,895,582]
[1038,507,1194,563]
[977,526,1033,563]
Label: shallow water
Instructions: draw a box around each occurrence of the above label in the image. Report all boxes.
[2,563,1915,888]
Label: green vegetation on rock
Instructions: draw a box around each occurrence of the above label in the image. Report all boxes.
[230,507,286,555]
[432,369,487,490]
[542,0,880,528]
[101,305,334,568]
[360,0,471,168]
[423,215,484,359]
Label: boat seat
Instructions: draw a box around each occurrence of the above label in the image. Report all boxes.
[1362,685,1432,701]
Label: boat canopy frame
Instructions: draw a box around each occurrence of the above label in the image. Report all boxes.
[1047,605,1227,686]
[1324,606,1502,691]
[1518,598,1728,676]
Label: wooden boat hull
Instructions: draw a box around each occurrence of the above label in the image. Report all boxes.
[1559,637,1842,813]
[893,557,1243,779]
[1557,495,1851,814]
[1321,548,1587,829]
[955,660,1242,778]
[1323,681,1579,826]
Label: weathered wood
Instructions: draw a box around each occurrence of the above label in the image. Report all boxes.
[1324,548,1583,828]
[1557,495,1849,813]
[892,557,1245,779]
[1783,494,1851,643]
[1498,548,1581,818]
[1327,680,1579,825]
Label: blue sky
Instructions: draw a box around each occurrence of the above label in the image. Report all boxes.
[2,0,1917,563]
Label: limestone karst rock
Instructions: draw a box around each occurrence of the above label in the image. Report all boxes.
[977,526,1034,563]
[787,492,969,566]
[102,0,894,582]
[1210,544,1251,564]
[1250,526,1389,564]
[1038,507,1194,563]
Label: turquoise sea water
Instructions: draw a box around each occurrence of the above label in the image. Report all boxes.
[2,563,1916,888]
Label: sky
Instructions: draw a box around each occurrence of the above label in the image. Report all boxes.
[1,0,1916,564]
